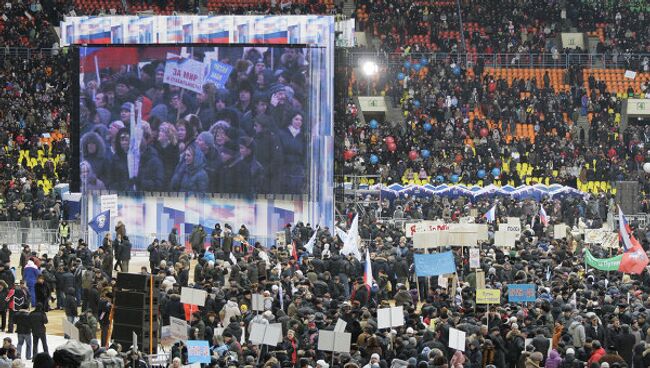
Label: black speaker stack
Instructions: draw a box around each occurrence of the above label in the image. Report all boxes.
[112,273,161,354]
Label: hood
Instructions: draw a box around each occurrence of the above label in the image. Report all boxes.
[188,145,207,174]
[81,131,106,158]
[549,350,560,360]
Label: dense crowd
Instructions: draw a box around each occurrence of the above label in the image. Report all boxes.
[79,46,312,195]
[0,198,649,368]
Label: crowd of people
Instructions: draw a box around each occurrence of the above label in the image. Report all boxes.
[0,196,650,368]
[79,46,312,195]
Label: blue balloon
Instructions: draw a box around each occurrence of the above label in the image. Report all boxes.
[423,122,432,131]
[397,72,405,80]
[369,119,378,129]
[492,168,501,177]
[450,174,460,183]
[413,100,421,108]
[370,154,379,165]
[404,61,411,69]
[421,58,428,65]
[477,169,486,179]
[436,175,445,183]
[453,65,461,75]
[421,149,430,158]
[413,63,422,72]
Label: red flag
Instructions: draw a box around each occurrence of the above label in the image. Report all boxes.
[618,235,649,274]
[291,240,299,263]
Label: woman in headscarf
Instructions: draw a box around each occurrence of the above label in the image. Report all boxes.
[80,132,109,184]
[80,161,106,191]
[170,145,209,193]
[108,128,131,191]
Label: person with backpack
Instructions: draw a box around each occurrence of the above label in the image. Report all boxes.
[74,312,95,344]
[29,303,48,356]
[6,281,30,333]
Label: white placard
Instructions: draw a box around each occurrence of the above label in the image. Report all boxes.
[390,306,404,327]
[625,70,637,80]
[317,330,335,351]
[438,275,449,289]
[181,287,207,307]
[584,228,608,244]
[499,224,521,234]
[249,322,266,345]
[449,327,466,352]
[163,53,205,94]
[494,230,517,247]
[469,248,480,269]
[62,318,79,341]
[317,330,351,353]
[251,294,265,311]
[133,331,138,351]
[377,308,391,329]
[100,194,118,220]
[250,322,282,346]
[553,224,567,240]
[170,316,189,340]
[334,319,347,333]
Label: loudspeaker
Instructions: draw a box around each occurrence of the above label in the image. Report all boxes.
[616,181,639,214]
[113,306,158,326]
[114,290,159,309]
[115,273,149,291]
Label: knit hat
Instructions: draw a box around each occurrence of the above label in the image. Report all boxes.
[530,352,543,362]
[197,131,215,148]
[566,348,575,355]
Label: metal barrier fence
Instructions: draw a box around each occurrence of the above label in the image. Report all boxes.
[341,50,650,69]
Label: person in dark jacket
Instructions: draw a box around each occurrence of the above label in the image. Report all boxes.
[14,309,31,360]
[29,303,48,356]
[253,114,283,193]
[615,324,635,367]
[277,110,307,194]
[170,144,209,193]
[63,287,78,338]
[232,136,264,195]
[0,245,11,265]
[154,122,180,185]
[147,239,161,272]
[0,281,7,332]
[108,128,131,191]
[34,276,50,312]
[118,236,132,272]
[135,143,165,191]
[98,293,112,347]
[195,131,222,189]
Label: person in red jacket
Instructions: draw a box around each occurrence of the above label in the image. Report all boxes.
[588,340,606,366]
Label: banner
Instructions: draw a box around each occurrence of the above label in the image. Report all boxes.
[507,284,537,303]
[469,248,480,269]
[476,289,501,304]
[584,249,622,271]
[414,252,456,276]
[204,59,233,89]
[163,53,204,94]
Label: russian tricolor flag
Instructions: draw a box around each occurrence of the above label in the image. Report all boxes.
[253,21,288,44]
[79,22,110,44]
[167,18,182,42]
[539,206,549,226]
[619,206,633,251]
[363,248,374,289]
[198,30,229,43]
[484,205,496,223]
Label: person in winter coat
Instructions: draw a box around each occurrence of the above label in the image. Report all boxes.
[232,136,264,194]
[252,114,283,193]
[568,317,586,348]
[189,225,206,259]
[614,324,636,367]
[135,142,165,191]
[170,144,209,193]
[189,312,206,340]
[29,303,48,356]
[560,348,583,368]
[450,350,467,368]
[80,132,110,185]
[588,340,606,366]
[22,260,40,306]
[507,324,526,368]
[220,299,241,325]
[277,110,307,194]
[64,287,78,336]
[526,352,544,368]
[14,309,31,360]
[107,128,131,191]
[117,236,132,272]
[147,240,161,272]
[0,245,11,265]
[545,350,562,368]
[34,276,50,312]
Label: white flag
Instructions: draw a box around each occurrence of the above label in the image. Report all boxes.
[304,226,319,254]
[340,214,362,261]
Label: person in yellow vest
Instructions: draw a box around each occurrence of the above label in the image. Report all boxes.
[58,221,69,245]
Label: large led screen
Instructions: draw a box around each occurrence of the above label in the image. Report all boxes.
[76,45,325,196]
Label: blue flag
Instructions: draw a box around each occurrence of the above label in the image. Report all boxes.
[88,210,110,234]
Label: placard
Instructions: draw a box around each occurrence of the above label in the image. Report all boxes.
[553,223,567,240]
[414,252,456,276]
[250,322,282,346]
[163,53,204,94]
[494,230,517,247]
[203,59,233,88]
[469,248,480,269]
[318,330,352,353]
[476,289,501,304]
[334,319,347,333]
[584,228,607,244]
[133,331,138,351]
[449,327,466,352]
[377,306,404,329]
[62,318,79,340]
[181,287,207,307]
[475,270,485,290]
[169,316,189,340]
[251,294,265,311]
[186,340,211,364]
[508,284,537,303]
[438,274,449,289]
[499,224,521,234]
